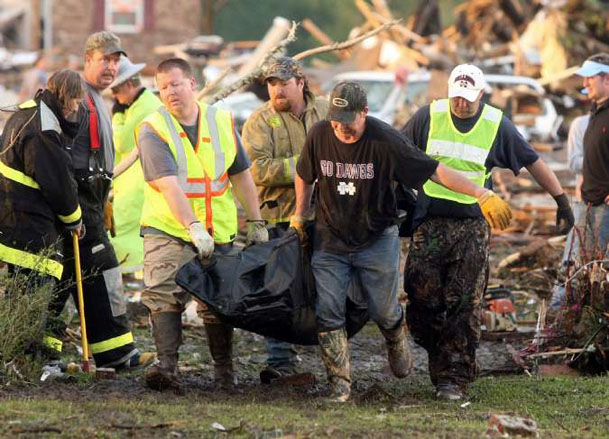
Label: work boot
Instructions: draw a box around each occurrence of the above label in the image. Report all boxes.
[117,351,156,371]
[435,382,464,401]
[318,328,351,403]
[204,322,236,389]
[145,312,182,392]
[379,316,413,378]
[259,362,300,384]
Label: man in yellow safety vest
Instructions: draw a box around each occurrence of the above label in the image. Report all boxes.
[109,55,161,274]
[137,58,267,392]
[401,64,574,400]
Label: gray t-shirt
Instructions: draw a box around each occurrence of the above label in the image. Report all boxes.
[71,83,114,173]
[139,119,250,182]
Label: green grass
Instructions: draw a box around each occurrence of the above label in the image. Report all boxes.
[1,375,608,438]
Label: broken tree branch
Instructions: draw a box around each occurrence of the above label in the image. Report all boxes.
[197,65,235,101]
[294,19,401,61]
[527,348,585,358]
[210,21,298,104]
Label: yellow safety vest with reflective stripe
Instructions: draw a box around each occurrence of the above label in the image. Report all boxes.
[423,99,502,204]
[138,102,238,243]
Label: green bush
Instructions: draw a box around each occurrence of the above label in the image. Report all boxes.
[0,265,55,382]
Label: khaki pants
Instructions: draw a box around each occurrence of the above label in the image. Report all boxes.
[141,234,218,322]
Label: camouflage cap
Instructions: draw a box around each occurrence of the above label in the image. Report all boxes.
[263,56,303,82]
[85,31,127,57]
[326,81,367,124]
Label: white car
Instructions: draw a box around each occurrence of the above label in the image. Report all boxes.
[328,71,562,142]
[213,91,264,132]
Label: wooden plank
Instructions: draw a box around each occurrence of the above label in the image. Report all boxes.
[355,0,382,28]
[537,66,580,87]
[302,19,349,60]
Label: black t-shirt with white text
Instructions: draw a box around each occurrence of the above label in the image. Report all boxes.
[297,116,438,253]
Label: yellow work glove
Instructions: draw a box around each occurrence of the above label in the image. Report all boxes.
[289,215,306,242]
[477,190,512,231]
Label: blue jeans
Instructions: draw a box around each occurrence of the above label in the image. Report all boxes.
[265,337,298,368]
[263,224,299,368]
[576,202,609,259]
[552,201,609,309]
[311,225,403,332]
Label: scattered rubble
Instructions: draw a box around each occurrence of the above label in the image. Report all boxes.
[487,413,539,438]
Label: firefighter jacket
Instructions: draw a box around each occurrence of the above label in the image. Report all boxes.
[242,91,328,225]
[110,88,160,271]
[0,90,81,279]
[138,101,239,243]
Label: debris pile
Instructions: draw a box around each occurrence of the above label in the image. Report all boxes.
[514,231,609,375]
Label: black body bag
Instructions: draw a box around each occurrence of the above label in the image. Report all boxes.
[175,231,369,345]
[395,183,418,237]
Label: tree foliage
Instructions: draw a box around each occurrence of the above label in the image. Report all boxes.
[214,0,466,62]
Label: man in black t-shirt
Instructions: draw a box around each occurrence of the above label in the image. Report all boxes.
[293,81,513,402]
[574,53,609,258]
[401,64,573,400]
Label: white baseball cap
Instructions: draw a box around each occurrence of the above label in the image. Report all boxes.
[448,64,486,102]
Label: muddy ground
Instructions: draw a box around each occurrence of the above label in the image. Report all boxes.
[0,231,539,401]
[0,301,525,403]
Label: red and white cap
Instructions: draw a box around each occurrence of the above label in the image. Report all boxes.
[448,64,486,102]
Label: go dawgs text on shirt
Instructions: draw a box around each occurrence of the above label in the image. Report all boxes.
[297,117,438,253]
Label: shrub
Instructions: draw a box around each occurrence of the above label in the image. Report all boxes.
[0,264,55,383]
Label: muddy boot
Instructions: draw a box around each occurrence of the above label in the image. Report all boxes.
[204,322,235,389]
[145,312,182,392]
[435,382,464,401]
[379,315,413,378]
[318,328,351,403]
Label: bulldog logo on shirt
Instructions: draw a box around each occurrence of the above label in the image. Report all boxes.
[337,181,356,196]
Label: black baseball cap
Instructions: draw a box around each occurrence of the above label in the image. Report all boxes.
[326,81,367,123]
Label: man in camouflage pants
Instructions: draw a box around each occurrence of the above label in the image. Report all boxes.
[402,64,574,400]
[243,56,328,383]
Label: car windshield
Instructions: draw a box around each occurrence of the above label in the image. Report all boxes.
[336,80,395,113]
[404,81,428,103]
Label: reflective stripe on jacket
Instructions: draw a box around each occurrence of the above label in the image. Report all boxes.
[0,91,81,279]
[423,99,502,204]
[111,89,161,271]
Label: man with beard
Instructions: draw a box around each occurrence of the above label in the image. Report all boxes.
[292,81,513,402]
[50,31,152,370]
[242,56,328,383]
